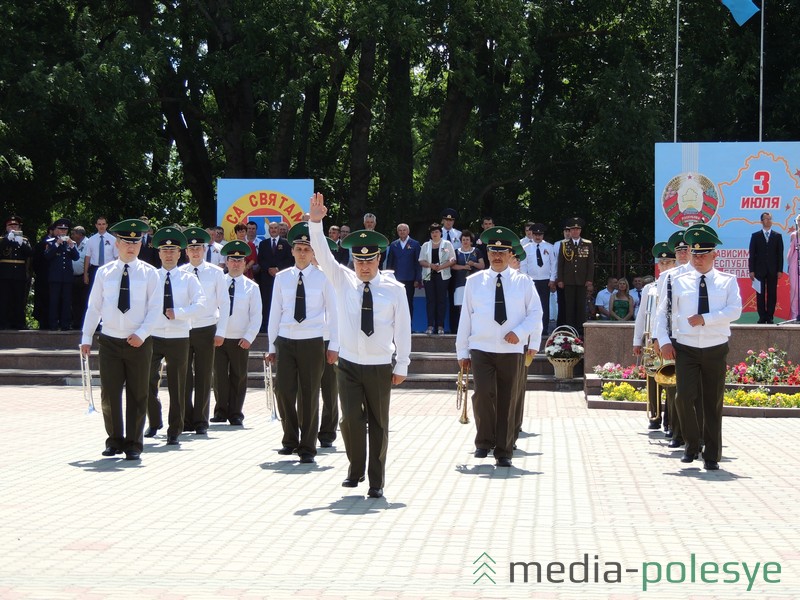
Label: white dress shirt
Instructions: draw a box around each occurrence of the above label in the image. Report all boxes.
[81,258,162,343]
[180,261,230,336]
[655,268,742,348]
[310,221,411,376]
[456,266,542,359]
[441,227,462,249]
[150,267,207,338]
[72,238,87,275]
[205,242,226,267]
[632,282,657,347]
[521,240,557,281]
[268,263,339,353]
[84,232,118,267]
[224,274,262,343]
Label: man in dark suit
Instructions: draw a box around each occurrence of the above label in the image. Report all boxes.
[385,223,422,321]
[257,220,293,333]
[748,211,783,324]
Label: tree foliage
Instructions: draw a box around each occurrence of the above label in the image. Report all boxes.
[1,0,798,254]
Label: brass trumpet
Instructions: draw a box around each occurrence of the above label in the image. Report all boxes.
[79,347,97,414]
[456,364,470,424]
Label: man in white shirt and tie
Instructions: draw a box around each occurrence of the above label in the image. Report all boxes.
[80,219,162,461]
[309,193,411,499]
[180,227,229,435]
[212,241,263,426]
[83,216,118,290]
[144,228,206,446]
[267,222,339,464]
[521,222,556,334]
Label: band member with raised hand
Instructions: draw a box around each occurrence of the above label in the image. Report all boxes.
[267,222,339,463]
[655,225,741,471]
[212,241,263,426]
[308,193,411,499]
[144,228,207,446]
[456,226,542,468]
[81,219,162,461]
[180,227,229,436]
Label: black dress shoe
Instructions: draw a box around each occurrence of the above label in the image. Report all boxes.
[319,440,333,448]
[101,447,121,457]
[668,438,684,448]
[299,453,315,464]
[229,418,243,426]
[495,457,513,467]
[277,446,295,455]
[703,460,720,470]
[183,424,194,432]
[210,416,226,423]
[166,435,179,446]
[367,487,384,498]
[144,426,159,438]
[342,476,365,487]
[195,426,208,435]
[664,430,673,439]
[680,452,699,463]
[124,451,141,461]
[647,421,661,430]
[474,448,489,458]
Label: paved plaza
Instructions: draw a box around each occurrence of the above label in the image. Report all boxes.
[0,385,798,599]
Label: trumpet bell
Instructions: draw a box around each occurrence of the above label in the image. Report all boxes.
[654,362,676,387]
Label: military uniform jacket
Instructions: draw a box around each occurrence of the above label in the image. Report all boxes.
[44,238,80,283]
[0,234,33,280]
[557,238,594,285]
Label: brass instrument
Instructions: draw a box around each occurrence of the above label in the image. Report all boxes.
[640,284,676,425]
[456,364,470,424]
[263,354,278,421]
[79,347,97,414]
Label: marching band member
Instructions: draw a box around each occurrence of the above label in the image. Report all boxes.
[309,193,411,499]
[180,227,229,435]
[144,227,207,446]
[267,222,339,464]
[456,226,541,467]
[655,225,741,471]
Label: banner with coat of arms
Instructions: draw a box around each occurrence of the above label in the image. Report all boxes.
[216,179,313,241]
[655,142,800,322]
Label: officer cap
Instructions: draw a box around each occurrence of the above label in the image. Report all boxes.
[684,224,722,254]
[440,208,459,221]
[514,241,527,261]
[109,219,150,241]
[5,215,22,227]
[651,242,675,259]
[52,218,72,230]
[288,222,311,245]
[528,223,546,234]
[564,217,585,229]
[221,240,252,259]
[479,226,517,252]
[153,227,187,250]
[667,230,688,252]
[341,229,388,260]
[183,227,211,246]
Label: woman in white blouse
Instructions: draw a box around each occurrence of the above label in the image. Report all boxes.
[419,223,456,334]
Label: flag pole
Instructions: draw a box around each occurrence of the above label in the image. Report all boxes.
[758,0,765,142]
[673,0,680,142]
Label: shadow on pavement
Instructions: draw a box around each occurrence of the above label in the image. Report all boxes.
[294,495,406,516]
[69,458,144,472]
[455,464,543,478]
[259,461,335,474]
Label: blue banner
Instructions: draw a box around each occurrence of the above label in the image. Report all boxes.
[721,0,760,26]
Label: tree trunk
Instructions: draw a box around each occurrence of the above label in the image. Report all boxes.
[348,37,377,224]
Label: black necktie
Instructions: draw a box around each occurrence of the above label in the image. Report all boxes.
[272,238,277,251]
[536,244,543,267]
[294,271,306,322]
[118,264,130,313]
[361,282,374,336]
[206,247,212,261]
[228,279,235,315]
[494,273,507,325]
[194,267,199,277]
[698,274,709,315]
[163,272,173,316]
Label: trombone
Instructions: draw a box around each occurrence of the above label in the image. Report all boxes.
[263,353,278,421]
[456,364,470,424]
[79,346,97,414]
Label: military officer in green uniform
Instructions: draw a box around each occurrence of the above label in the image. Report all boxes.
[81,219,162,460]
[557,217,594,334]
